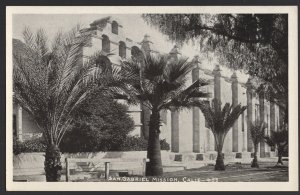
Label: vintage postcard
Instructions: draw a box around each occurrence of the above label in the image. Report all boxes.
[6,6,298,191]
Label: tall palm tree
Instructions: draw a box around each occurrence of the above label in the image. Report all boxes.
[197,98,247,170]
[121,53,210,176]
[13,26,125,181]
[249,121,266,168]
[265,126,288,166]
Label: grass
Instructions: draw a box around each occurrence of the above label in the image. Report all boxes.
[13,161,288,182]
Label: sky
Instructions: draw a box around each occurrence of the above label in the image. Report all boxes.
[12,14,248,82]
[12,14,200,57]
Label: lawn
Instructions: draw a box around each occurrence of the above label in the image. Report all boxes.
[14,162,288,182]
[72,162,288,182]
[163,162,288,182]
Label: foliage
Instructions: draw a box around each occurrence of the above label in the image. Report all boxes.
[265,130,288,148]
[159,139,171,151]
[250,121,266,146]
[59,92,135,153]
[13,136,170,153]
[120,136,148,151]
[142,14,288,122]
[13,136,46,154]
[120,136,170,151]
[121,53,211,111]
[13,26,128,181]
[265,125,288,157]
[197,98,247,170]
[13,26,127,147]
[121,53,210,175]
[13,136,25,155]
[197,98,247,152]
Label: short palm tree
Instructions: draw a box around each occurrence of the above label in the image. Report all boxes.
[121,53,210,176]
[265,126,288,166]
[249,121,266,168]
[197,98,247,170]
[13,27,125,181]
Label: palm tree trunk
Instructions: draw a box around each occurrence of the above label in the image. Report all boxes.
[215,151,225,170]
[277,155,283,165]
[215,139,225,171]
[44,144,62,181]
[146,109,163,176]
[276,146,284,166]
[251,144,259,168]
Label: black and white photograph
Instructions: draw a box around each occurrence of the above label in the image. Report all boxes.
[5,5,298,191]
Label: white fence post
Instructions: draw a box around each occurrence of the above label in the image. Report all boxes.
[65,158,70,182]
[105,162,110,180]
[142,158,149,177]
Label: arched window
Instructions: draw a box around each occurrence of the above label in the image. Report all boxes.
[102,35,110,53]
[112,21,118,35]
[119,41,126,58]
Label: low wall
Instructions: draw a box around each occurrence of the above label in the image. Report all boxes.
[13,151,172,176]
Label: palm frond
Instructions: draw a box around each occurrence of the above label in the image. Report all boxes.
[13,25,126,146]
[197,98,247,151]
[265,128,288,148]
[250,121,266,145]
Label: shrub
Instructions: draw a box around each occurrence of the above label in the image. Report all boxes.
[160,139,170,151]
[13,136,25,155]
[120,136,148,151]
[120,136,170,151]
[13,136,46,154]
[13,135,170,153]
[22,137,46,152]
[59,92,135,153]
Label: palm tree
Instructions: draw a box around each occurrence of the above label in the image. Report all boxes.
[249,122,266,168]
[197,98,247,170]
[121,53,210,176]
[13,26,124,181]
[265,126,288,166]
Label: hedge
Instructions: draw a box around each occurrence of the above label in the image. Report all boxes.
[13,136,170,154]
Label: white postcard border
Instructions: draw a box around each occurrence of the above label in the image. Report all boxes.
[6,6,298,191]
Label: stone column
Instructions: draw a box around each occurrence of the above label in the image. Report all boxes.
[270,97,276,132]
[171,108,179,152]
[242,112,247,152]
[270,95,276,151]
[279,106,285,129]
[16,104,23,141]
[259,91,266,157]
[192,56,200,153]
[169,45,181,153]
[212,65,221,101]
[140,34,153,139]
[212,65,221,151]
[246,78,254,152]
[141,34,153,54]
[231,72,239,152]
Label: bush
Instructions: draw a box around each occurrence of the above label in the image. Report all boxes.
[160,139,170,151]
[13,136,25,155]
[13,136,46,154]
[13,135,170,153]
[120,136,148,151]
[120,136,170,151]
[22,137,46,152]
[59,92,135,153]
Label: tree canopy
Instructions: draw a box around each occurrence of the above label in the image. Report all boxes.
[142,14,288,121]
[121,52,211,176]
